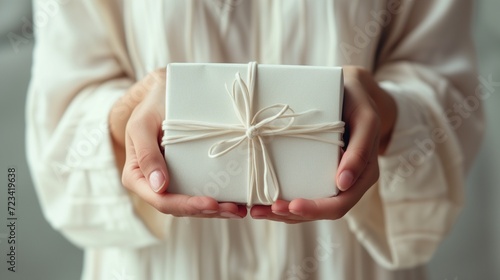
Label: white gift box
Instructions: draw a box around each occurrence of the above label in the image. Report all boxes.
[162,62,344,206]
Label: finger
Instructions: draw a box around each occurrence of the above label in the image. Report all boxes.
[337,127,379,189]
[271,199,290,215]
[250,205,273,218]
[192,204,248,219]
[252,210,309,224]
[218,203,247,218]
[235,205,249,217]
[251,203,310,222]
[122,150,245,218]
[338,87,380,191]
[123,134,219,216]
[289,157,379,220]
[126,115,169,193]
[123,138,246,218]
[264,216,305,224]
[125,172,220,216]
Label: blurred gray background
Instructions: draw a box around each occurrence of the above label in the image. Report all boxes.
[0,1,498,279]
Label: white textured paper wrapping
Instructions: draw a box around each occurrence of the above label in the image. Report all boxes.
[164,63,343,205]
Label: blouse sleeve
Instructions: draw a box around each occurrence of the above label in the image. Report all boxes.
[344,0,485,269]
[26,0,161,248]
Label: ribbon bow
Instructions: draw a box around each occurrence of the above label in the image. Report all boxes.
[162,62,345,205]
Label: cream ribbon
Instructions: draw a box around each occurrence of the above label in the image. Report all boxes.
[162,62,345,205]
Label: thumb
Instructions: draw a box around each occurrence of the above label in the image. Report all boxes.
[128,117,169,193]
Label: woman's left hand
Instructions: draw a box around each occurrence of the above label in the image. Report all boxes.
[250,66,397,223]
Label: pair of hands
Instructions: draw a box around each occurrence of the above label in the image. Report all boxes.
[109,66,397,223]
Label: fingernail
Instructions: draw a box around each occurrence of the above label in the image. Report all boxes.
[201,210,218,215]
[149,170,165,192]
[338,171,354,190]
[289,209,304,216]
[272,210,289,216]
[220,212,242,219]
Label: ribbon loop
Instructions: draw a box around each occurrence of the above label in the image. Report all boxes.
[162,62,345,205]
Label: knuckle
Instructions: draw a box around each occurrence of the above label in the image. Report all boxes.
[155,197,199,216]
[365,109,379,122]
[121,169,134,190]
[180,204,196,216]
[333,206,350,220]
[372,166,380,183]
[121,173,130,189]
[153,68,167,78]
[352,66,368,77]
[349,147,372,166]
[182,206,199,216]
[153,200,170,214]
[136,148,157,166]
[344,66,369,81]
[359,108,380,128]
[364,157,380,184]
[144,69,167,91]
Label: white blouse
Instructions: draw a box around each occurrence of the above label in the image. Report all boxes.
[26,1,483,279]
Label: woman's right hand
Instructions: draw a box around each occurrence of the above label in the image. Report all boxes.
[109,69,247,219]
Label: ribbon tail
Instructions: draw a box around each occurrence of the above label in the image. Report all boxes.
[247,140,256,206]
[253,137,280,205]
